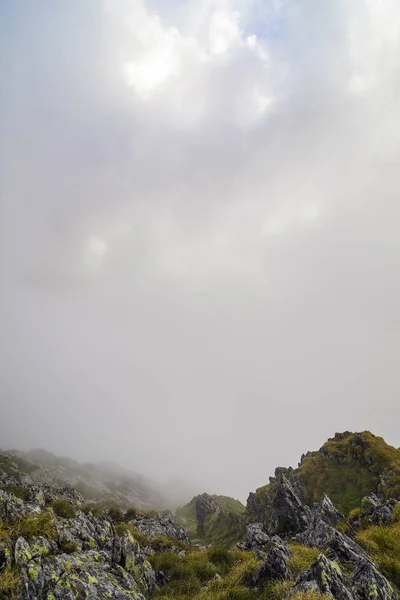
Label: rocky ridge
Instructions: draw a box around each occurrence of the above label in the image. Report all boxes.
[0,431,399,600]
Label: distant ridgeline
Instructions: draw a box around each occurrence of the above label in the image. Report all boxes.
[0,430,399,600]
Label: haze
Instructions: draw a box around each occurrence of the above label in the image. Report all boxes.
[1,0,399,503]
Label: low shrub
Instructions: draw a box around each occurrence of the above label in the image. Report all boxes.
[82,504,104,517]
[108,507,124,523]
[15,512,57,541]
[52,500,76,519]
[3,486,30,502]
[60,539,79,554]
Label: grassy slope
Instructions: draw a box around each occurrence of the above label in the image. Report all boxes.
[251,432,400,516]
[176,495,246,545]
[298,432,400,513]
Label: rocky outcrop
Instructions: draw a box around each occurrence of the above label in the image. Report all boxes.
[361,493,398,526]
[270,476,311,534]
[290,554,398,600]
[252,545,291,587]
[131,511,189,544]
[351,560,397,600]
[0,484,157,599]
[291,554,353,600]
[296,507,370,563]
[176,493,245,544]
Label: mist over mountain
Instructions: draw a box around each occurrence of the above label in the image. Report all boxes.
[1,0,400,521]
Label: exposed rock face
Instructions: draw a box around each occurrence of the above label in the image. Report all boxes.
[0,484,157,599]
[131,511,189,544]
[238,523,270,550]
[252,545,291,587]
[297,508,370,563]
[270,476,311,534]
[317,493,346,526]
[361,493,397,525]
[351,560,397,600]
[291,554,398,600]
[292,554,353,600]
[248,431,400,517]
[247,475,399,600]
[193,494,221,537]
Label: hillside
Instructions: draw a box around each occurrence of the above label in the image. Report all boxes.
[0,431,399,600]
[176,493,246,544]
[0,449,165,510]
[248,431,400,520]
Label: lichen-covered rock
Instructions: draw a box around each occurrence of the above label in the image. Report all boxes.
[120,530,156,595]
[293,554,353,600]
[56,511,117,560]
[41,550,147,600]
[351,560,397,600]
[0,489,29,522]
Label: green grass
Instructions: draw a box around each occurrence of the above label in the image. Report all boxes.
[2,485,30,502]
[52,499,76,519]
[151,547,261,600]
[81,503,105,517]
[0,567,22,600]
[114,522,151,547]
[107,507,124,523]
[14,512,57,541]
[249,432,400,520]
[298,432,400,513]
[287,544,321,578]
[60,538,79,554]
[356,521,400,587]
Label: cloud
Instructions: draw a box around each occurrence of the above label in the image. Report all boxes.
[0,0,400,500]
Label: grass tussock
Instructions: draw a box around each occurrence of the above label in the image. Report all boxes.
[356,521,400,587]
[287,544,321,578]
[3,485,30,502]
[0,567,22,600]
[52,499,76,519]
[14,512,57,542]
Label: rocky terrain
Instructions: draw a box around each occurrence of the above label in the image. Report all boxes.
[1,449,165,511]
[0,431,399,599]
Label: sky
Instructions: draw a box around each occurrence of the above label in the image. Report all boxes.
[0,0,400,503]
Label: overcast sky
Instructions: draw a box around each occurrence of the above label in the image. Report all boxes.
[0,0,399,502]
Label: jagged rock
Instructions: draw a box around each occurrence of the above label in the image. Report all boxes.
[0,489,30,522]
[361,494,396,526]
[351,560,397,600]
[120,530,156,595]
[293,553,353,600]
[297,509,370,563]
[269,476,311,535]
[243,523,270,550]
[194,494,221,537]
[132,510,189,544]
[56,510,117,561]
[252,545,291,587]
[41,550,147,600]
[317,494,346,526]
